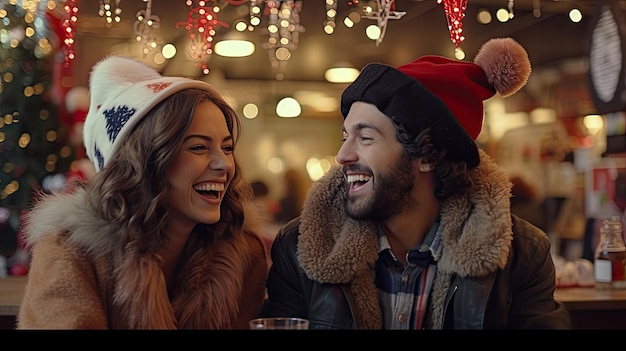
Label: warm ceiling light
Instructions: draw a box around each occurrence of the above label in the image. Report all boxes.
[161,43,176,59]
[276,97,301,118]
[496,8,510,22]
[325,66,360,83]
[366,24,381,40]
[214,39,255,57]
[569,9,582,23]
[454,48,465,60]
[476,9,492,24]
[215,30,255,58]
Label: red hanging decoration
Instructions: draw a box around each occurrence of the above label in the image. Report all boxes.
[62,0,78,66]
[176,0,229,75]
[438,0,468,48]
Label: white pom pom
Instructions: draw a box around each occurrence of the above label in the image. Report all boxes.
[65,86,90,113]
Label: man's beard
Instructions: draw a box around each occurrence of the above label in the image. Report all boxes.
[345,153,415,221]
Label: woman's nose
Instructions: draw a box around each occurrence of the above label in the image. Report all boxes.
[210,152,232,171]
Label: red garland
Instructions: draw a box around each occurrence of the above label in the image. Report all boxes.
[46,2,76,127]
[175,0,229,73]
[439,0,468,48]
[61,0,77,66]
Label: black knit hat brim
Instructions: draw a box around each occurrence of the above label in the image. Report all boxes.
[341,63,479,168]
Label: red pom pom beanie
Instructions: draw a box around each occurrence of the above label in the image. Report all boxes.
[341,37,531,168]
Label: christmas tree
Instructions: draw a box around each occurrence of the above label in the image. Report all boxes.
[0,1,75,258]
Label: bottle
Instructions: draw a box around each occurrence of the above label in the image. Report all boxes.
[594,216,626,289]
[592,193,622,259]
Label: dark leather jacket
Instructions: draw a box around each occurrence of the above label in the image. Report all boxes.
[260,150,571,329]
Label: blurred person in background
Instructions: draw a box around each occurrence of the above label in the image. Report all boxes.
[17,56,268,329]
[259,38,570,329]
[275,168,310,224]
[251,180,281,253]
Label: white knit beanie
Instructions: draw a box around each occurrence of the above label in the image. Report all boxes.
[83,55,219,172]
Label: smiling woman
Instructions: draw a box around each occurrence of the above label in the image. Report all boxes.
[16,56,269,329]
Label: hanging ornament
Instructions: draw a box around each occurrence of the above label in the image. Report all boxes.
[437,0,468,48]
[62,0,78,65]
[324,0,338,35]
[247,1,305,77]
[176,0,229,75]
[134,0,161,57]
[98,0,122,28]
[362,0,405,46]
[265,1,304,75]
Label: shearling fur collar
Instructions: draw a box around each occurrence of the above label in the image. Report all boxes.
[21,187,267,329]
[296,149,513,328]
[22,187,264,256]
[23,188,124,255]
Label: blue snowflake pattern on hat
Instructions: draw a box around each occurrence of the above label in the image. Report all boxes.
[94,148,104,171]
[104,105,136,143]
[89,105,136,170]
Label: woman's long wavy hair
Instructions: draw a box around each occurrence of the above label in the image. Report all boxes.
[86,88,250,254]
[393,122,474,201]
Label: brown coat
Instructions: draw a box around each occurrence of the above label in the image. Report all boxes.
[16,188,268,329]
[261,150,571,329]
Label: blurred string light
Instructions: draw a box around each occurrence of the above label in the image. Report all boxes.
[437,0,468,49]
[324,0,362,33]
[248,0,305,79]
[56,0,78,66]
[0,1,74,219]
[476,8,492,24]
[324,61,359,83]
[134,0,162,58]
[1,0,54,59]
[276,96,301,118]
[38,0,586,74]
[569,8,582,23]
[161,43,176,59]
[306,157,334,181]
[496,8,510,22]
[362,0,405,46]
[98,0,122,28]
[214,22,255,58]
[243,103,259,119]
[533,0,541,17]
[176,0,229,75]
[324,0,337,34]
[454,47,465,60]
[267,156,284,174]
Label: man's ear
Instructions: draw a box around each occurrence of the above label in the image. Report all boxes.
[418,161,434,173]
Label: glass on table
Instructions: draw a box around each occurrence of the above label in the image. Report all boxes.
[249,317,309,330]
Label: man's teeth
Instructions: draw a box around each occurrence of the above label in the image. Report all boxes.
[194,183,225,191]
[347,174,371,183]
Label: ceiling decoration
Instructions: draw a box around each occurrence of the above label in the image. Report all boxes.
[249,1,305,78]
[176,0,230,74]
[43,0,604,83]
[133,0,162,57]
[60,0,78,67]
[97,0,122,27]
[362,0,406,46]
[437,0,468,49]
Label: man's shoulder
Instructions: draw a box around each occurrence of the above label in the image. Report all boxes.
[281,216,301,233]
[510,214,552,252]
[274,216,302,245]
